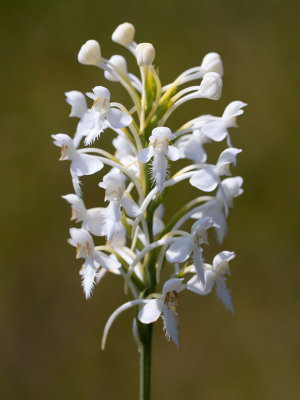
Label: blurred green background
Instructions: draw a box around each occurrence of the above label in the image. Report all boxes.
[1,0,299,399]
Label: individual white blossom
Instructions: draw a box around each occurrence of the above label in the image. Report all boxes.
[52,133,103,195]
[62,194,106,236]
[78,39,102,66]
[135,43,156,66]
[68,228,121,298]
[138,278,185,347]
[78,86,132,145]
[138,127,179,192]
[187,251,235,312]
[201,101,247,146]
[112,22,136,47]
[166,217,215,283]
[189,147,242,193]
[99,170,141,240]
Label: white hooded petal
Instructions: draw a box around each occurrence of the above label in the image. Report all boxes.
[121,196,142,217]
[162,278,185,295]
[215,277,233,313]
[213,251,236,270]
[162,307,179,347]
[62,194,86,219]
[167,145,180,161]
[71,153,103,176]
[178,134,207,163]
[187,269,215,295]
[217,176,243,207]
[65,91,87,118]
[166,238,193,264]
[137,147,154,163]
[106,108,132,129]
[217,148,242,168]
[222,101,247,127]
[138,299,163,323]
[190,168,218,192]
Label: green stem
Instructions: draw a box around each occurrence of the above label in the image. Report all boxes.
[139,323,153,400]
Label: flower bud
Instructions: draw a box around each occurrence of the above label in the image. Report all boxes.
[104,55,128,81]
[135,43,155,66]
[78,40,101,66]
[112,22,135,46]
[198,72,223,100]
[200,52,223,76]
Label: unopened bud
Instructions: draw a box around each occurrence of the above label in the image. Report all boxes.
[104,55,128,81]
[198,72,223,100]
[112,22,135,46]
[78,40,101,66]
[135,43,155,66]
[200,53,223,76]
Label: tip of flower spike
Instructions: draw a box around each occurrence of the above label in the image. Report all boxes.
[78,40,101,66]
[112,22,135,46]
[135,43,155,66]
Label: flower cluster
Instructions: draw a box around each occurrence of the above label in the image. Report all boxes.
[53,22,246,348]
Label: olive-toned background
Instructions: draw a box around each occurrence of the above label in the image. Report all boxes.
[1,0,299,399]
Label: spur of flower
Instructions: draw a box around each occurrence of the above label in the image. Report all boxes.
[52,21,246,361]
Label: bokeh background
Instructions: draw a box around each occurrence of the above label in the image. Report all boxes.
[1,0,299,399]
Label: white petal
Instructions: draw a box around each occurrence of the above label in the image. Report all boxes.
[190,168,218,192]
[187,269,215,295]
[79,263,97,299]
[162,278,185,295]
[166,238,192,263]
[121,196,142,217]
[95,251,121,270]
[137,147,153,163]
[201,120,228,141]
[217,148,242,168]
[104,201,122,241]
[65,91,87,118]
[162,307,179,347]
[215,278,233,313]
[72,154,103,177]
[138,299,163,323]
[218,176,243,207]
[92,86,110,101]
[213,251,236,270]
[83,208,106,236]
[192,246,205,284]
[62,194,86,216]
[222,101,247,127]
[106,108,132,129]
[167,145,180,161]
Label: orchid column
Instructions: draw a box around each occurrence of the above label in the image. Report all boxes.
[52,22,246,400]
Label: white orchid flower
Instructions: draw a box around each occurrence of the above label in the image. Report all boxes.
[138,127,179,192]
[68,228,121,298]
[51,133,104,196]
[166,217,215,283]
[62,194,106,236]
[187,251,235,313]
[201,101,247,146]
[75,86,132,146]
[190,147,242,193]
[99,170,142,240]
[191,176,244,243]
[138,278,185,347]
